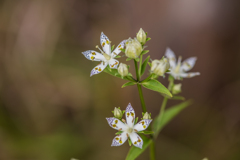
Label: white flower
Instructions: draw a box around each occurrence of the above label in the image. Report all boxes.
[82,32,126,76]
[106,103,152,149]
[165,48,200,80]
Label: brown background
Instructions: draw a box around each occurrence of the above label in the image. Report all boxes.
[0,0,240,160]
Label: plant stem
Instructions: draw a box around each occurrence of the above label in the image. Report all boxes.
[150,141,156,160]
[134,59,147,113]
[158,77,174,129]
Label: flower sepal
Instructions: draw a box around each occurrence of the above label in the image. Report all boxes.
[137,130,154,135]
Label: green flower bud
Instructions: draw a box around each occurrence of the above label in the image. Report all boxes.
[113,107,123,119]
[125,38,142,59]
[172,83,182,94]
[136,28,147,45]
[151,58,170,76]
[118,63,128,77]
[143,112,151,119]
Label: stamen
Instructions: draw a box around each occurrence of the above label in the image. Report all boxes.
[96,45,104,54]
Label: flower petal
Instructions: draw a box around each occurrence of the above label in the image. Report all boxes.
[106,117,127,131]
[181,57,197,72]
[125,103,135,127]
[180,72,200,78]
[111,132,128,147]
[90,62,107,77]
[129,132,143,149]
[82,50,105,61]
[112,40,126,57]
[108,59,119,69]
[100,32,111,55]
[133,119,152,132]
[165,48,176,68]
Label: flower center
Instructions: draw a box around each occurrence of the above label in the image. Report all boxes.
[126,127,133,134]
[174,56,182,74]
[102,52,111,61]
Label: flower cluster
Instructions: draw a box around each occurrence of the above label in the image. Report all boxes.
[81,28,201,152]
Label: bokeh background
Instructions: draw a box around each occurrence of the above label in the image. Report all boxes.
[0,0,240,160]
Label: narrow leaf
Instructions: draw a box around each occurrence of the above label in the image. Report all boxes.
[122,82,137,88]
[170,96,185,101]
[141,50,149,55]
[128,138,132,146]
[146,37,151,41]
[142,79,172,97]
[120,49,126,53]
[134,117,138,125]
[125,135,152,160]
[111,45,115,52]
[153,100,193,138]
[115,55,121,58]
[126,58,132,61]
[115,131,123,135]
[141,56,150,76]
[138,131,154,134]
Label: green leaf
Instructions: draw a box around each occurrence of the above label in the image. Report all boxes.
[111,45,115,52]
[153,100,193,138]
[122,82,137,88]
[146,37,151,41]
[104,66,134,81]
[138,131,154,134]
[126,135,152,160]
[142,79,172,97]
[128,138,132,146]
[126,58,132,61]
[170,96,185,101]
[141,56,150,76]
[120,49,126,53]
[135,58,139,62]
[115,131,123,135]
[141,50,149,55]
[134,117,138,125]
[148,62,152,67]
[115,55,121,58]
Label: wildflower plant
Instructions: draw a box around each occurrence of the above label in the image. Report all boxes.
[82,28,200,159]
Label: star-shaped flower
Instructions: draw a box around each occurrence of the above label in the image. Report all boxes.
[82,32,126,76]
[106,103,152,149]
[165,48,200,80]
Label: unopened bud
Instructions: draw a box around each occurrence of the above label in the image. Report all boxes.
[136,28,147,45]
[118,63,128,77]
[113,107,123,119]
[172,83,182,94]
[143,112,151,120]
[125,38,142,59]
[151,58,170,76]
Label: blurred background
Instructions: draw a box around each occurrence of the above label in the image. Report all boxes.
[0,0,240,159]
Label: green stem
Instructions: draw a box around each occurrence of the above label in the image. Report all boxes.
[157,77,174,133]
[150,141,156,160]
[138,55,143,79]
[137,84,147,113]
[134,59,147,113]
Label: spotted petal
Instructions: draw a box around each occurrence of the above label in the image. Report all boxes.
[181,57,197,72]
[165,48,176,68]
[180,72,200,78]
[90,62,107,77]
[106,117,127,131]
[125,103,135,127]
[108,59,119,69]
[133,119,152,132]
[100,32,111,55]
[82,50,105,61]
[112,40,126,57]
[111,132,128,147]
[129,133,143,149]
